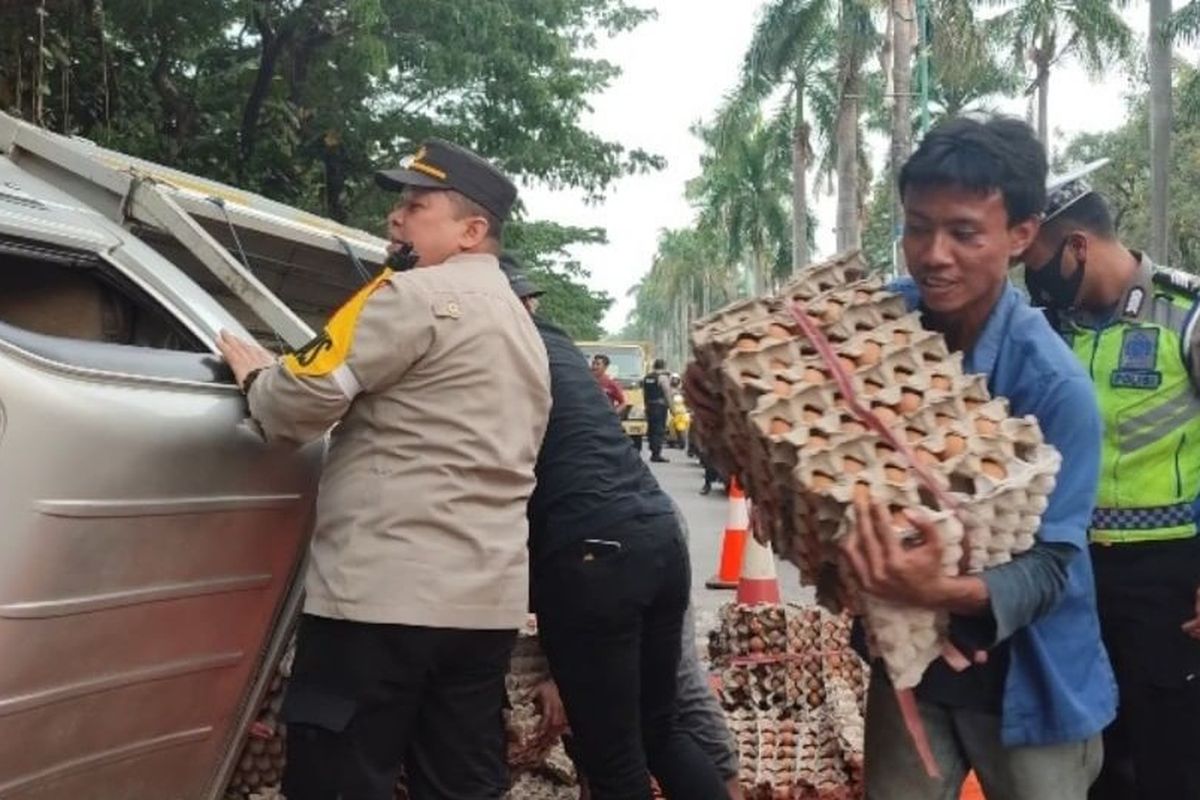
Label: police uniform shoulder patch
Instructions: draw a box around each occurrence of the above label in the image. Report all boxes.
[282,268,393,378]
[1112,327,1162,389]
[1123,286,1146,318]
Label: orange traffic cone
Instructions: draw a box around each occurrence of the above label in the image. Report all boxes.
[706,477,749,590]
[736,529,781,605]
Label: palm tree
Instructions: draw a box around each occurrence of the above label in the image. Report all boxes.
[688,106,792,297]
[740,0,834,272]
[927,0,1020,118]
[991,0,1132,146]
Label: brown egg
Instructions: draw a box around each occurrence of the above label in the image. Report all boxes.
[931,374,952,391]
[915,447,939,467]
[769,358,789,371]
[802,406,822,423]
[860,341,883,365]
[853,483,871,504]
[893,330,911,345]
[804,367,826,384]
[975,417,998,435]
[894,366,915,383]
[935,412,955,429]
[811,472,835,490]
[736,335,758,351]
[841,418,867,434]
[874,406,899,426]
[899,390,923,414]
[767,323,793,340]
[884,465,907,484]
[844,456,865,474]
[964,398,984,411]
[838,356,858,373]
[905,426,925,443]
[863,378,884,396]
[944,434,967,457]
[981,459,1008,480]
[773,379,792,396]
[808,434,829,448]
[769,418,793,435]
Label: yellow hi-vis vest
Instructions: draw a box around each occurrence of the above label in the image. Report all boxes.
[1058,256,1200,544]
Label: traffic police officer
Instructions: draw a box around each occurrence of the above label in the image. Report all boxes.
[642,358,672,462]
[1022,160,1200,800]
[216,139,551,800]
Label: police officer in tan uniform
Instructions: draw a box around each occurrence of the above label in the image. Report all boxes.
[217,139,551,800]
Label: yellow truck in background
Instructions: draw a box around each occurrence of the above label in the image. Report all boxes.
[575,340,651,450]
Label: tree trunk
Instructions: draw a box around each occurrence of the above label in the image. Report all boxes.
[890,0,915,273]
[835,83,861,252]
[1035,52,1050,145]
[792,78,810,273]
[835,0,863,253]
[1149,0,1172,262]
[240,9,297,179]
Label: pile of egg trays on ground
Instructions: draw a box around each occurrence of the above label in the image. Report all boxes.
[226,625,577,800]
[690,251,1061,689]
[225,646,292,798]
[504,621,579,794]
[708,604,868,799]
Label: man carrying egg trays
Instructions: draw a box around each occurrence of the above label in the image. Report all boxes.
[690,251,1063,691]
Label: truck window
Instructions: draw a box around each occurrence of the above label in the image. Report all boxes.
[0,236,200,351]
[0,236,233,383]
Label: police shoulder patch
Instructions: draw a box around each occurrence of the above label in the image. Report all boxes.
[282,268,393,377]
[1118,327,1159,371]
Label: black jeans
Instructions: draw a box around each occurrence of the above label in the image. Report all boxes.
[647,403,668,457]
[534,514,730,800]
[1089,538,1200,800]
[281,615,516,800]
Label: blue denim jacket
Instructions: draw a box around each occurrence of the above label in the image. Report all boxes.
[892,278,1117,746]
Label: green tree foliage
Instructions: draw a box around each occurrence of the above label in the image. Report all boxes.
[0,0,659,329]
[1058,65,1200,272]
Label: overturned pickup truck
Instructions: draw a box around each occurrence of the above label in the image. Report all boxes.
[0,110,390,799]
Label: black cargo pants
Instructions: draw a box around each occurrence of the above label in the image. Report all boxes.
[533,513,731,800]
[281,615,516,800]
[647,402,668,458]
[1089,536,1200,800]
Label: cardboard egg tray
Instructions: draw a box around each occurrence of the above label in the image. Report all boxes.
[709,604,867,800]
[690,252,1061,690]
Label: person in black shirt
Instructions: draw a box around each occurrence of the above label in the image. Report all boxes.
[643,358,672,462]
[501,257,731,800]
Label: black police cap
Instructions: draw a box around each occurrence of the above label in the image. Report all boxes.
[375,139,518,221]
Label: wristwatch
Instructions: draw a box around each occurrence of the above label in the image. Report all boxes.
[240,367,266,394]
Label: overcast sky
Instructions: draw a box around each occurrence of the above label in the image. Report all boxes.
[522,1,1161,334]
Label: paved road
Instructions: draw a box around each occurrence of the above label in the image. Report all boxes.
[642,448,814,645]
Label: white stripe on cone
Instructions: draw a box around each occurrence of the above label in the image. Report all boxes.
[737,533,781,605]
[726,491,749,531]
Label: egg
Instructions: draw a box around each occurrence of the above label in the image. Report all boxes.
[944,434,967,457]
[975,417,998,435]
[931,374,952,391]
[804,367,825,384]
[767,323,792,340]
[981,459,1008,480]
[899,390,922,414]
[860,341,883,365]
[769,418,793,435]
[736,335,758,351]
[773,379,792,396]
[843,456,865,474]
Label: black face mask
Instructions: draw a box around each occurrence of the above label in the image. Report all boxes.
[1026,238,1085,310]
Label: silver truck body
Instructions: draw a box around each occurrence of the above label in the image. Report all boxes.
[0,111,388,799]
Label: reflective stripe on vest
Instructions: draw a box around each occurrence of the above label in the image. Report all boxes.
[1067,298,1200,544]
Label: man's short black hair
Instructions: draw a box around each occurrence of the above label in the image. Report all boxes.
[1042,192,1117,241]
[593,354,610,367]
[899,116,1048,225]
[653,358,666,370]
